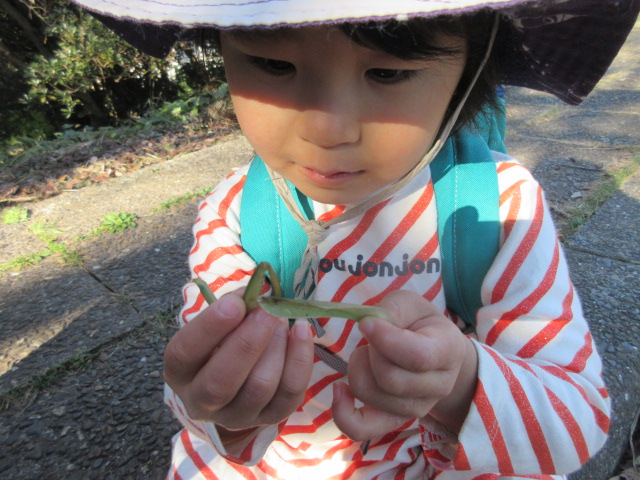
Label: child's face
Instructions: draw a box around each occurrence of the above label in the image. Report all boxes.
[221,26,466,205]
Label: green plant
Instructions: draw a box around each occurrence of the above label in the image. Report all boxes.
[1,125,101,172]
[562,157,639,237]
[30,221,84,266]
[48,243,84,266]
[0,216,83,272]
[32,351,100,391]
[137,85,229,129]
[93,212,138,234]
[155,186,213,211]
[0,250,54,274]
[28,221,63,242]
[2,207,30,225]
[23,7,172,123]
[0,350,99,412]
[0,80,233,179]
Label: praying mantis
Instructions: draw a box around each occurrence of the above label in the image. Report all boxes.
[193,262,389,322]
[193,261,379,455]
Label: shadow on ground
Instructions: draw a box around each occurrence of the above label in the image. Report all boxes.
[0,203,199,478]
[0,202,196,395]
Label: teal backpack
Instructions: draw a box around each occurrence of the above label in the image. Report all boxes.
[240,112,505,327]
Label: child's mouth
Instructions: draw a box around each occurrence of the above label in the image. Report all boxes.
[300,166,363,187]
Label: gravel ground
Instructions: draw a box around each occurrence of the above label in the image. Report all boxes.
[0,321,180,480]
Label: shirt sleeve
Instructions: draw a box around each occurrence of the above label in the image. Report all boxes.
[179,165,254,327]
[163,164,281,466]
[424,159,611,476]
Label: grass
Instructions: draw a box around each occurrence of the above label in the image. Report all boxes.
[28,221,63,242]
[0,221,83,274]
[0,250,55,273]
[154,187,213,211]
[89,212,138,235]
[0,350,100,412]
[2,206,30,225]
[27,221,83,266]
[522,105,563,127]
[33,351,100,391]
[0,211,140,274]
[0,195,200,274]
[562,154,640,237]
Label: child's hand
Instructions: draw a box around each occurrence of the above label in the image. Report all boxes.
[163,291,314,440]
[332,290,478,441]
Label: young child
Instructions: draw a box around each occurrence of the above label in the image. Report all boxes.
[74,0,639,478]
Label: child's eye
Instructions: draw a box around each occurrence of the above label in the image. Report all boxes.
[367,68,416,84]
[249,56,295,76]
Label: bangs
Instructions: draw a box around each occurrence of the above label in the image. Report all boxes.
[340,18,466,61]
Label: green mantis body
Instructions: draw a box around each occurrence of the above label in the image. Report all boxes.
[193,262,379,455]
[193,262,389,322]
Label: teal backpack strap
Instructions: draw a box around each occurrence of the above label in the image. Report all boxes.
[240,156,313,298]
[430,128,501,327]
[474,99,507,154]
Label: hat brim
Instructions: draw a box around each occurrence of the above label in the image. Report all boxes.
[76,0,640,105]
[77,0,528,29]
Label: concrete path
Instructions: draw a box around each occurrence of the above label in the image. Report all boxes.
[0,24,638,480]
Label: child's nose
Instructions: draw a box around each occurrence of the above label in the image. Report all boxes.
[295,98,360,148]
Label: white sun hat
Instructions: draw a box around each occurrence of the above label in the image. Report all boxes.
[72,0,640,105]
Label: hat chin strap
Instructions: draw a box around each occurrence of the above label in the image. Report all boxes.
[265,13,500,299]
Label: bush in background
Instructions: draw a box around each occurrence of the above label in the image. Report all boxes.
[0,0,225,142]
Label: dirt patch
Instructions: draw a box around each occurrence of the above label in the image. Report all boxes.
[0,125,238,204]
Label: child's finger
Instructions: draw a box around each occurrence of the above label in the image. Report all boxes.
[163,293,247,387]
[181,307,281,417]
[260,320,315,424]
[215,318,290,426]
[359,314,465,373]
[331,382,411,442]
[350,344,455,400]
[373,290,442,329]
[348,347,441,418]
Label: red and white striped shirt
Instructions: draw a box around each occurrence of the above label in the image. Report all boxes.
[165,153,610,479]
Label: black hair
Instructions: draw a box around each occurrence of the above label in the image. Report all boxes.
[340,10,501,133]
